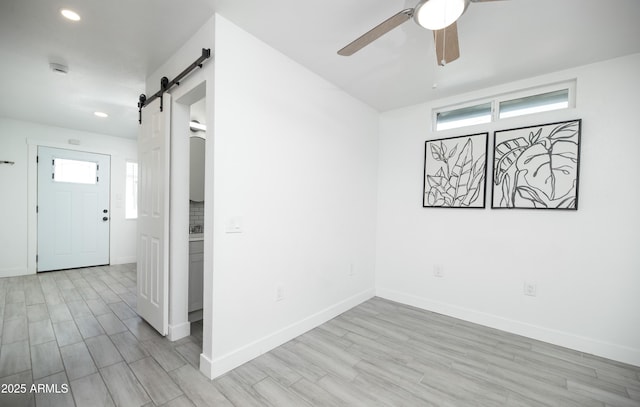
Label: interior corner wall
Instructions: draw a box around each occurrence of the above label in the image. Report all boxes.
[205,14,379,378]
[0,117,138,278]
[375,53,640,366]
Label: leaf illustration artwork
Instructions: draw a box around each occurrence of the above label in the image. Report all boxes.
[491,120,581,210]
[423,133,488,208]
[462,154,486,207]
[426,168,453,206]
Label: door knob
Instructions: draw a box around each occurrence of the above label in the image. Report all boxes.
[102,217,109,221]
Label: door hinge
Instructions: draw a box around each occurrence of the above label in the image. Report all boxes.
[36,254,38,263]
[36,205,38,213]
[36,155,39,163]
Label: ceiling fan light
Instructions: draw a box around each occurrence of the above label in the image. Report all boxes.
[414,0,467,30]
[60,8,81,22]
[190,120,206,132]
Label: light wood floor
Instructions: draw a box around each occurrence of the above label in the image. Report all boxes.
[1,264,639,406]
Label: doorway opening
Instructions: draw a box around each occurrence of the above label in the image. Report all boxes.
[188,97,206,323]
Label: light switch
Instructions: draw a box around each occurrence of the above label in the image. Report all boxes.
[225,216,243,233]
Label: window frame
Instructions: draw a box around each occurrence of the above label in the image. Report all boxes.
[52,157,99,185]
[125,160,138,220]
[434,100,493,131]
[433,80,576,132]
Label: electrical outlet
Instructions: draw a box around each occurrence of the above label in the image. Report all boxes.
[433,265,444,278]
[275,284,284,302]
[523,282,537,297]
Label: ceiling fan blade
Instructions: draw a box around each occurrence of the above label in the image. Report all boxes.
[433,22,460,66]
[338,9,413,56]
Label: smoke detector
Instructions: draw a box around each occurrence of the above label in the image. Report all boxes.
[49,62,69,75]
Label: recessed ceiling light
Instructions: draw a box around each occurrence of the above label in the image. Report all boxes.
[94,112,108,118]
[60,9,81,22]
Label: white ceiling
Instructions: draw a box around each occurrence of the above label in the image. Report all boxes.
[1,0,639,139]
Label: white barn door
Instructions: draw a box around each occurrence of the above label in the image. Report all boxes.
[137,94,171,335]
[37,147,110,272]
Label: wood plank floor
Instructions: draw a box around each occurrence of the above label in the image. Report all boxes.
[1,264,639,406]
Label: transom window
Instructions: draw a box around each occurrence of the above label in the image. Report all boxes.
[434,81,575,131]
[436,102,492,131]
[499,89,569,119]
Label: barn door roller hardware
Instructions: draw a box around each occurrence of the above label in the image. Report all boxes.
[138,48,212,124]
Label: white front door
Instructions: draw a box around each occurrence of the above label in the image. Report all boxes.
[37,147,111,272]
[137,94,171,335]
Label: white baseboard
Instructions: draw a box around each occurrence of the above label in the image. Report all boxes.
[0,267,32,278]
[376,287,640,368]
[199,352,214,378]
[167,321,191,341]
[188,309,203,322]
[111,256,137,265]
[200,288,376,379]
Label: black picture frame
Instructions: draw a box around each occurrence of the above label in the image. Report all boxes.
[423,133,489,208]
[491,119,582,210]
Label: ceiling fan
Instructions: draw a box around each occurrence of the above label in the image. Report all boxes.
[338,0,503,66]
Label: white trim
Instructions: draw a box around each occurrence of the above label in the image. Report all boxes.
[111,256,137,265]
[0,267,30,278]
[26,139,115,274]
[199,352,214,378]
[27,142,38,274]
[27,138,119,155]
[125,160,138,220]
[200,288,376,379]
[168,321,191,341]
[494,80,576,108]
[376,288,640,368]
[166,81,206,350]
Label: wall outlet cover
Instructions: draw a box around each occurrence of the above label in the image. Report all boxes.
[275,284,284,302]
[523,282,537,297]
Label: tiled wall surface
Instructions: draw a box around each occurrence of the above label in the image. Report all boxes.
[189,201,204,230]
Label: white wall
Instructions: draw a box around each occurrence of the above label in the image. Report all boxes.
[376,53,640,366]
[0,117,137,277]
[202,14,379,378]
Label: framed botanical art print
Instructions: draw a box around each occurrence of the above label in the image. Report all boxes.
[491,119,582,209]
[423,133,488,208]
